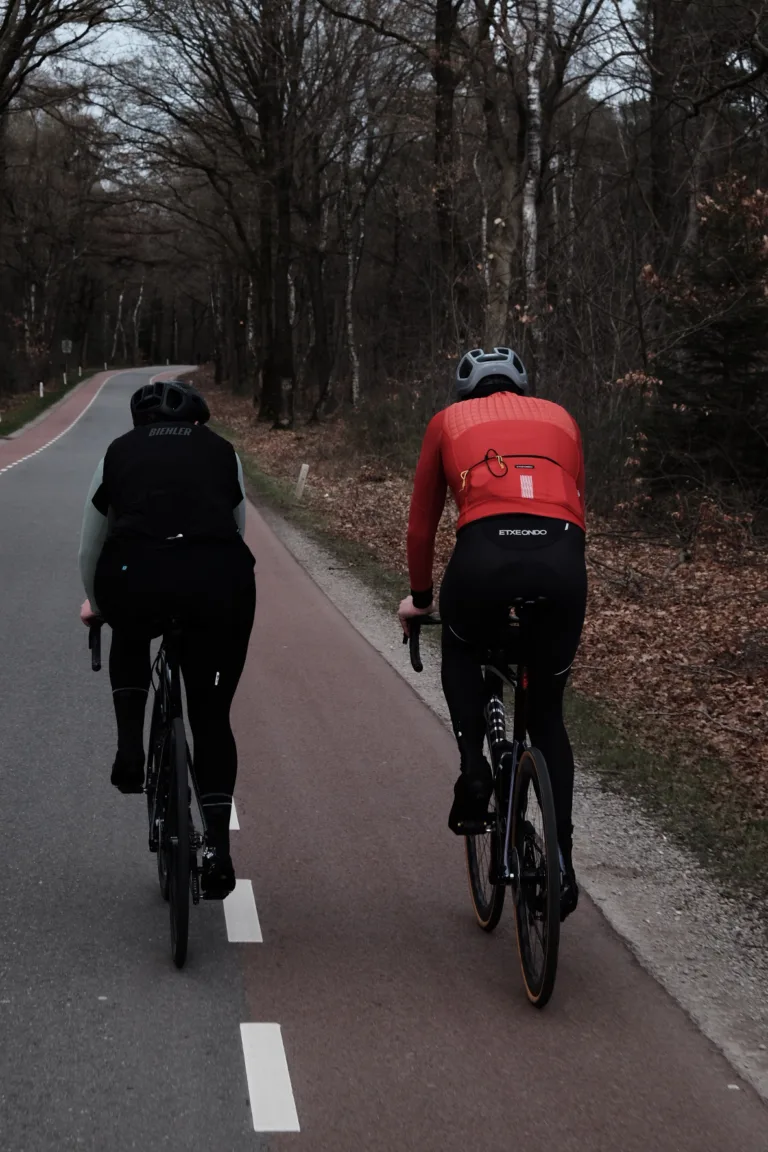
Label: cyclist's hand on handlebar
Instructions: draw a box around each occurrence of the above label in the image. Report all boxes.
[80,598,100,627]
[398,595,436,637]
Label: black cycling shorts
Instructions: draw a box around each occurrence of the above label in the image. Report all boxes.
[439,513,587,677]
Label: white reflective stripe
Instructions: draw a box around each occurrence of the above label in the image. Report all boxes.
[240,1024,300,1132]
[520,474,534,499]
[554,662,573,677]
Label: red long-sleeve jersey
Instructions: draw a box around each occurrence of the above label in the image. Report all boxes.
[406,392,586,596]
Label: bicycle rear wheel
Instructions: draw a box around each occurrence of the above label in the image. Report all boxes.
[465,741,505,931]
[511,747,560,1008]
[168,716,190,969]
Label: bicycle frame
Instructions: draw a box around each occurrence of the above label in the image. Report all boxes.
[483,636,530,885]
[148,629,203,852]
[153,629,183,723]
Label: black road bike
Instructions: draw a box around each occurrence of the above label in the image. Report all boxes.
[408,604,561,1007]
[89,621,204,969]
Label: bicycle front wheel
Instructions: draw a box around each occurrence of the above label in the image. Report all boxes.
[511,747,560,1008]
[168,716,190,969]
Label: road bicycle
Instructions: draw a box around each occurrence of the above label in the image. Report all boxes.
[407,604,561,1007]
[89,621,204,969]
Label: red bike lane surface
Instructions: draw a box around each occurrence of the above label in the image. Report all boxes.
[0,371,117,469]
[228,503,768,1152]
[0,367,184,471]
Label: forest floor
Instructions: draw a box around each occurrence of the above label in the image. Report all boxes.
[200,375,768,905]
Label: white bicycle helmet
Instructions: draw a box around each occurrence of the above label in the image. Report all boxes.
[455,347,529,398]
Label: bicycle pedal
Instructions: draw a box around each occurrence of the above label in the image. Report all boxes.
[460,817,496,835]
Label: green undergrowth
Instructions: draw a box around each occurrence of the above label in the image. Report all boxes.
[0,371,96,437]
[215,418,768,908]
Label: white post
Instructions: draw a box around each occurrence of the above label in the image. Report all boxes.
[79,365,82,378]
[295,463,310,500]
[104,362,107,370]
[39,382,44,398]
[63,371,68,388]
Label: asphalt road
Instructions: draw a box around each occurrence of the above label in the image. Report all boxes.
[1,369,767,1151]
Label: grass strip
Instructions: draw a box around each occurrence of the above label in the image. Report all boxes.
[0,371,96,437]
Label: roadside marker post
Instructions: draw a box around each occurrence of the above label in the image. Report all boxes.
[295,463,309,500]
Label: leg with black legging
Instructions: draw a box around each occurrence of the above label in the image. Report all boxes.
[180,575,255,855]
[108,630,152,771]
[526,670,574,854]
[440,622,488,761]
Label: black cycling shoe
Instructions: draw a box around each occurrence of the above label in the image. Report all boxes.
[448,756,493,835]
[110,750,145,795]
[201,847,236,900]
[560,853,579,922]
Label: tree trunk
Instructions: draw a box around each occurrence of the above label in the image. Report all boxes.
[522,1,545,313]
[272,157,296,428]
[343,190,361,409]
[473,152,491,320]
[484,158,520,347]
[648,0,690,268]
[111,287,125,363]
[520,0,548,385]
[256,24,279,423]
[682,108,715,258]
[132,277,144,364]
[432,0,461,268]
[307,243,333,420]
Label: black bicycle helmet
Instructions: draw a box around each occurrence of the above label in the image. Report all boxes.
[455,347,529,398]
[130,379,210,426]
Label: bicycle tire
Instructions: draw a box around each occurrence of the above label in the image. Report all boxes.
[168,716,190,969]
[511,747,560,1008]
[465,739,505,931]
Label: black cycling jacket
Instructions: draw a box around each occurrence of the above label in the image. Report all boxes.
[79,422,247,611]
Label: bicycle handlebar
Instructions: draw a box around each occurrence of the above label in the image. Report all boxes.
[402,615,441,673]
[88,621,103,672]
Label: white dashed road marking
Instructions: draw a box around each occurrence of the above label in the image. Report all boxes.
[0,373,119,476]
[223,880,263,943]
[240,1024,300,1132]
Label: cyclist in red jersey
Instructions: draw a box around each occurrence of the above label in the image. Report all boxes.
[398,348,587,919]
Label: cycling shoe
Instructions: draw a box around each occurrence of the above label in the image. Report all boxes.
[201,847,236,900]
[560,852,579,922]
[448,757,493,835]
[110,750,145,794]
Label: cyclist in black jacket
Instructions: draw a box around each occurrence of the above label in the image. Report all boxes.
[79,379,255,899]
